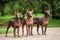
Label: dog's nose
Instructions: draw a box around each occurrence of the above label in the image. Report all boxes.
[30,15,32,17]
[30,14,32,16]
[17,16,20,17]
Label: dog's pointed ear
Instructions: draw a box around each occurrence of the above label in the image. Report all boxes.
[19,11,22,15]
[14,11,17,15]
[20,11,22,14]
[31,9,34,13]
[16,11,21,16]
[20,11,22,15]
[26,9,29,13]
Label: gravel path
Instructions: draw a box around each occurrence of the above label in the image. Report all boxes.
[0,27,60,40]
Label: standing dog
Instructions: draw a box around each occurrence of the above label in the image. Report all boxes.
[34,8,50,35]
[5,11,21,37]
[22,9,34,36]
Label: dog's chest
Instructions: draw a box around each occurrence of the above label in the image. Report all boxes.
[26,18,33,25]
[43,18,49,25]
[14,20,20,26]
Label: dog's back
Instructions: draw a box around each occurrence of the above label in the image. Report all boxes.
[8,19,15,27]
[33,17,44,25]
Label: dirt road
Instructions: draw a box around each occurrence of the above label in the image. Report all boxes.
[0,27,60,40]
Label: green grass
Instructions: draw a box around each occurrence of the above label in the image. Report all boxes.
[0,26,13,34]
[32,13,44,18]
[0,15,15,23]
[48,17,60,27]
[0,26,6,29]
[0,15,15,34]
[0,29,13,34]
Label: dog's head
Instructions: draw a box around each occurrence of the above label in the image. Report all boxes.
[15,11,22,19]
[44,9,50,16]
[26,9,34,17]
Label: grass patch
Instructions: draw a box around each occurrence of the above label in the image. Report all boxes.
[0,26,7,29]
[0,29,13,34]
[48,17,60,27]
[32,13,44,18]
[0,15,15,23]
[0,26,13,34]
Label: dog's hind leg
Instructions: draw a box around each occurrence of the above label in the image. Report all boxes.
[37,24,40,35]
[5,24,10,37]
[44,25,47,35]
[22,24,25,36]
[41,26,43,35]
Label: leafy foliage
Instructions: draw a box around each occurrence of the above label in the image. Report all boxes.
[0,0,60,18]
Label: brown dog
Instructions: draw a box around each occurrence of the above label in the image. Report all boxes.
[34,8,50,35]
[22,9,34,36]
[5,11,21,37]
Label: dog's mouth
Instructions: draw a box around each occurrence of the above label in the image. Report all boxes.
[47,13,50,16]
[29,15,32,17]
[27,14,32,17]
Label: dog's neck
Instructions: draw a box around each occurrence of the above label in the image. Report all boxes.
[15,16,20,23]
[27,16,32,21]
[44,14,49,18]
[27,16,32,19]
[44,14,49,21]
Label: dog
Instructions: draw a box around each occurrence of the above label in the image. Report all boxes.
[22,9,34,36]
[5,11,21,37]
[33,8,50,35]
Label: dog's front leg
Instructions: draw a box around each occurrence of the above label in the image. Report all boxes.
[13,28,16,38]
[22,24,25,36]
[31,25,33,35]
[17,28,20,37]
[44,25,47,35]
[26,25,29,36]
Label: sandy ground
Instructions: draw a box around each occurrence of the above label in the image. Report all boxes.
[0,27,60,40]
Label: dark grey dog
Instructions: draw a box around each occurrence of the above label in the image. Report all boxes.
[33,9,50,35]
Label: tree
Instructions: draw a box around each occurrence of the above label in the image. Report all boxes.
[45,0,60,19]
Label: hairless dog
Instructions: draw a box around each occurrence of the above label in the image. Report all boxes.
[34,8,50,35]
[22,9,34,36]
[5,11,21,37]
